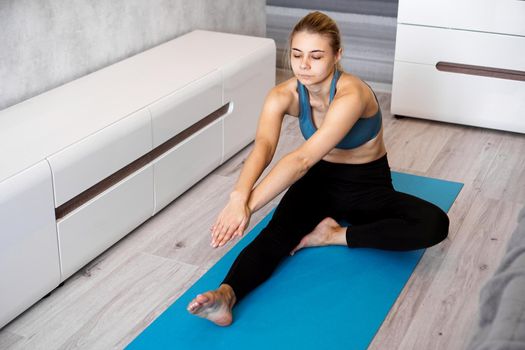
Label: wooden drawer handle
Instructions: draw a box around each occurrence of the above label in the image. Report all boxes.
[436,61,525,82]
[55,103,230,220]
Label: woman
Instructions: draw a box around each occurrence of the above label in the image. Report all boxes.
[187,11,449,326]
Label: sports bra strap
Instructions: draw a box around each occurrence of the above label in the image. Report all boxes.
[329,69,340,102]
[297,70,382,150]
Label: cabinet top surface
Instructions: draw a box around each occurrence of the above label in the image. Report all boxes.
[397,1,525,37]
[0,30,275,182]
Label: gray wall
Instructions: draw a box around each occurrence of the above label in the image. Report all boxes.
[266,4,397,84]
[0,0,266,110]
[267,0,398,17]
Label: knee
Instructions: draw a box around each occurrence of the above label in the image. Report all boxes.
[425,206,449,246]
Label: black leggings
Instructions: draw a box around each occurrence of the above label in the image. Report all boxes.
[222,154,449,301]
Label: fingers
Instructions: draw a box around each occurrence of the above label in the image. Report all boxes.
[234,227,244,238]
[211,223,224,247]
[212,223,237,248]
[234,218,246,237]
[232,227,244,239]
[210,213,250,248]
[211,218,228,242]
[209,199,252,248]
[210,223,220,244]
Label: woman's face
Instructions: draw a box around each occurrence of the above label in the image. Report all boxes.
[290,31,341,86]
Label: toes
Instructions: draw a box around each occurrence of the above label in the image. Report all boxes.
[187,290,234,326]
[187,300,202,313]
[188,294,209,310]
[290,242,304,256]
[196,293,212,305]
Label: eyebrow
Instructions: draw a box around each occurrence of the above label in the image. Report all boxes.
[292,48,325,53]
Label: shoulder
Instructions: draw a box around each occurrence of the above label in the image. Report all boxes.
[263,76,298,114]
[334,72,366,99]
[330,72,368,112]
[268,76,297,103]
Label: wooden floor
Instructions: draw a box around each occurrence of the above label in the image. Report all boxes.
[1,70,524,350]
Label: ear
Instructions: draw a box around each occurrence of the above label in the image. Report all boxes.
[335,48,342,64]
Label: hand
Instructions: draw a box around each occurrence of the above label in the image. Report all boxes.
[210,195,252,248]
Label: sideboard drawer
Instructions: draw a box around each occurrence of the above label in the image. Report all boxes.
[394,24,525,72]
[391,61,525,133]
[153,119,222,213]
[398,0,525,36]
[48,108,152,207]
[57,165,154,280]
[149,70,223,148]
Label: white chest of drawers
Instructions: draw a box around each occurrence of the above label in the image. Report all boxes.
[391,0,525,133]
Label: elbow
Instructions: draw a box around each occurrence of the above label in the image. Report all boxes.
[293,153,314,176]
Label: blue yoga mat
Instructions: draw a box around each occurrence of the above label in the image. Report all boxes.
[127,172,463,350]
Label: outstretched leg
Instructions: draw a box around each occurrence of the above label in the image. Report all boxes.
[187,168,332,325]
[220,176,332,300]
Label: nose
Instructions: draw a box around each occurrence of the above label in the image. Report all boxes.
[300,57,309,70]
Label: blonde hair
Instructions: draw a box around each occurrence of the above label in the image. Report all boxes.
[284,11,343,71]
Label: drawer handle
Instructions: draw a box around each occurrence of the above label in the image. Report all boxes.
[436,62,525,82]
[55,103,231,220]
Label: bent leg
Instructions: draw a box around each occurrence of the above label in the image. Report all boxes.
[345,191,449,251]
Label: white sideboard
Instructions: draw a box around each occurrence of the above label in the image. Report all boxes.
[391,0,525,133]
[0,30,275,328]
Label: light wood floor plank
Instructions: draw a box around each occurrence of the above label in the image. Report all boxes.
[382,115,459,174]
[481,132,525,204]
[398,196,521,350]
[0,331,24,349]
[426,127,503,185]
[7,253,198,350]
[367,180,481,349]
[142,173,239,268]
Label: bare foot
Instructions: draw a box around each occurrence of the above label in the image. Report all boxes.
[290,217,345,255]
[187,284,236,326]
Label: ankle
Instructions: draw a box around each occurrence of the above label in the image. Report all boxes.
[219,284,237,306]
[328,225,348,245]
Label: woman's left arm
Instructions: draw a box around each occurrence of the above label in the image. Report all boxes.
[247,90,365,213]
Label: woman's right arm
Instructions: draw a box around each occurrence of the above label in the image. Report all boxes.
[210,87,290,247]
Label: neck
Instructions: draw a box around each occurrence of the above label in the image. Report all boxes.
[304,68,336,101]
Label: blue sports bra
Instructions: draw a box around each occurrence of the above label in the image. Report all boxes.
[297,70,382,149]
